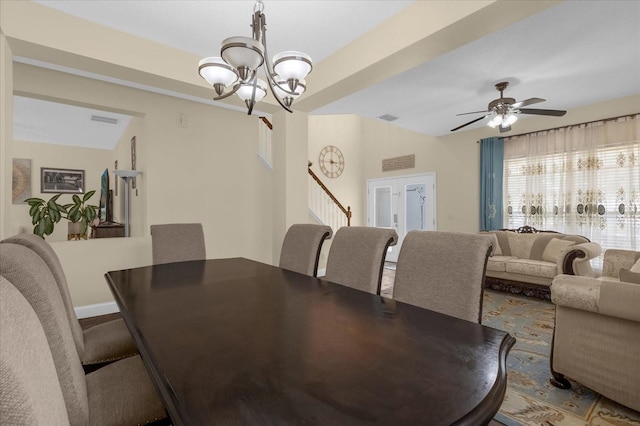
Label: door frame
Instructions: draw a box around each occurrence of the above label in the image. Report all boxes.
[366,172,437,262]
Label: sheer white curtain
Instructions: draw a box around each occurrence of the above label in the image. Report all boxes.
[503,115,639,266]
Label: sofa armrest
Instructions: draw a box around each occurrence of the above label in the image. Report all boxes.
[551,275,600,313]
[560,242,602,276]
[551,274,640,322]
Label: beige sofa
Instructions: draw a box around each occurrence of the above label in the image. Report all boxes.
[549,249,640,412]
[482,227,602,299]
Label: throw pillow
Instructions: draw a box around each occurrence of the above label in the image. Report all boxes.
[542,238,575,263]
[619,268,640,284]
[630,257,640,273]
[488,233,502,256]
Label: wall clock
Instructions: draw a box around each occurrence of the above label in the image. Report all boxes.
[319,145,345,178]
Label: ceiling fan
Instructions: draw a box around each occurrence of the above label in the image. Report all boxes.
[451,81,566,133]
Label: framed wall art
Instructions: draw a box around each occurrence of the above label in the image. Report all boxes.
[41,167,85,194]
[12,158,32,204]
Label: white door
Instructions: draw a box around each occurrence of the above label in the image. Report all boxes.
[367,173,436,262]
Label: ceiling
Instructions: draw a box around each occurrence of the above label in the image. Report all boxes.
[15,0,640,147]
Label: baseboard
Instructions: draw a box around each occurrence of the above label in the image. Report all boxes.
[74,301,120,319]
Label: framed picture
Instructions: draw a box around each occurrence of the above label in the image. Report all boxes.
[41,167,85,194]
[12,158,32,204]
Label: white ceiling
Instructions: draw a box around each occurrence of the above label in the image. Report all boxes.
[17,0,640,147]
[14,96,132,150]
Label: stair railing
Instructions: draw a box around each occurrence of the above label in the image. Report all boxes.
[308,167,351,230]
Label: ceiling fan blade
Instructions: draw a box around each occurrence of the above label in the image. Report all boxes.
[450,115,489,132]
[456,110,489,116]
[511,97,545,109]
[499,125,511,133]
[519,108,566,117]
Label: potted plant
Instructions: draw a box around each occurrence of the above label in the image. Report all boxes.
[64,190,98,239]
[25,194,68,238]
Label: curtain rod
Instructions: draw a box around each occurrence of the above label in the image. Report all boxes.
[476,112,639,143]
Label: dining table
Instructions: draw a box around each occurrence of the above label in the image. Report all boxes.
[105,257,515,426]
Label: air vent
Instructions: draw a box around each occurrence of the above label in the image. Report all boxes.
[377,114,398,122]
[91,115,119,125]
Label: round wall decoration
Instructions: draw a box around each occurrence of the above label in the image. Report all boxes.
[319,145,345,178]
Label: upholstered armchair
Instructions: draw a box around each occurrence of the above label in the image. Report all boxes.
[549,273,640,412]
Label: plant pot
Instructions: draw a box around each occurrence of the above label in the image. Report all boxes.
[67,222,86,240]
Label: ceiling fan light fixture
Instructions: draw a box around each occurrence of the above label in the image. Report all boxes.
[487,112,517,129]
[504,113,518,126]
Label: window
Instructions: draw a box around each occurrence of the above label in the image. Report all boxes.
[503,116,639,265]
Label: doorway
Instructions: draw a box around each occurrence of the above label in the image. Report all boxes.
[367,173,436,262]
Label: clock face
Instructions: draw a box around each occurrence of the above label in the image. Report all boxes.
[319,145,345,178]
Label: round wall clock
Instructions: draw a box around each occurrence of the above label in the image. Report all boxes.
[319,145,345,178]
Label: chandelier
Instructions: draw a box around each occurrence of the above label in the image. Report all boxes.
[198,0,312,115]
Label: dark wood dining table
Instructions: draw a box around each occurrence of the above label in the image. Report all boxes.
[105,257,515,426]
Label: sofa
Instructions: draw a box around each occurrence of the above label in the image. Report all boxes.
[549,249,640,412]
[481,226,602,299]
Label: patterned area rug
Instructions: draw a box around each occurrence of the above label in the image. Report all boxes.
[380,266,640,425]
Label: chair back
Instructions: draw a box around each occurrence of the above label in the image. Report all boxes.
[393,230,493,323]
[151,223,206,265]
[0,277,70,425]
[325,226,398,294]
[1,233,85,357]
[0,244,89,426]
[279,224,332,276]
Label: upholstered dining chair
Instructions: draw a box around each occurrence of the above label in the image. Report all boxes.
[150,223,206,265]
[0,244,167,426]
[1,233,137,369]
[392,230,493,323]
[279,224,333,276]
[0,277,70,424]
[325,226,398,294]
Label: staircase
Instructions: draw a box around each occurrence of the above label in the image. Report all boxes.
[308,167,351,230]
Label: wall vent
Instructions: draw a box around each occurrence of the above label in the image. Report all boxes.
[91,115,119,124]
[377,114,398,122]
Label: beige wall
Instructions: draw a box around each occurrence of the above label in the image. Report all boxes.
[308,115,364,226]
[1,34,13,238]
[11,140,114,240]
[309,94,640,236]
[8,63,278,306]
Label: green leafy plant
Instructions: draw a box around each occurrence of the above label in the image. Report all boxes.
[25,194,68,238]
[64,190,98,237]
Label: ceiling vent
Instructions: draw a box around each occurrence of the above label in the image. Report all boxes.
[377,114,398,122]
[91,115,119,125]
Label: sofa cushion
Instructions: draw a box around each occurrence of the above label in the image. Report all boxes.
[485,233,502,256]
[506,258,558,279]
[487,255,515,272]
[506,232,538,259]
[542,238,575,263]
[631,258,640,273]
[530,234,557,260]
[619,268,640,284]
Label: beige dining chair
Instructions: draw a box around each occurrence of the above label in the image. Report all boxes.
[279,224,333,276]
[0,243,167,426]
[1,233,138,369]
[325,226,398,294]
[0,277,70,424]
[150,223,206,265]
[392,230,494,323]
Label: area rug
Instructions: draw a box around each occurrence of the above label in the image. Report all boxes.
[380,267,640,425]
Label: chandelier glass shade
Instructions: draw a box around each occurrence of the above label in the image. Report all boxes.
[198,0,312,114]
